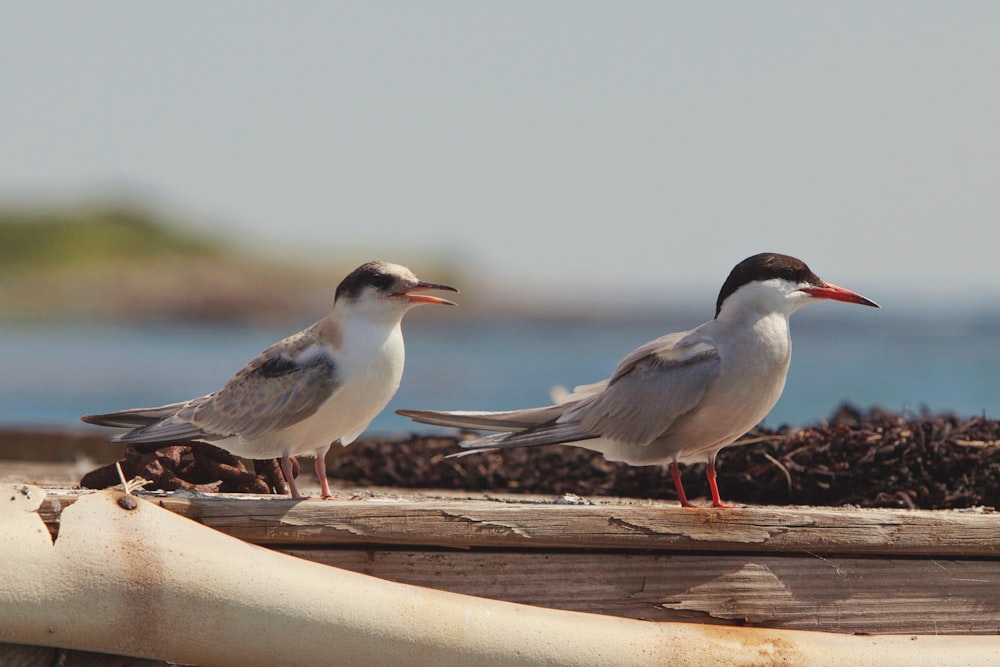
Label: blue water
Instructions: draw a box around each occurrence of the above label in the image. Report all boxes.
[2,308,998,439]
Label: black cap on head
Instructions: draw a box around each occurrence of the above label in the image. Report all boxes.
[715,253,822,317]
[335,261,398,302]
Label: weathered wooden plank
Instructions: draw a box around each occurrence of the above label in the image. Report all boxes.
[23,487,1000,637]
[37,489,1000,557]
[281,549,1000,635]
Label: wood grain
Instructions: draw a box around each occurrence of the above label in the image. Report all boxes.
[28,488,1000,635]
[38,490,999,557]
[282,549,1000,635]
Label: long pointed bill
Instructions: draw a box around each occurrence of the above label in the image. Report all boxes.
[395,281,459,306]
[801,283,880,308]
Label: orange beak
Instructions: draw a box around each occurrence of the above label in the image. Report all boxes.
[801,282,879,308]
[393,281,459,306]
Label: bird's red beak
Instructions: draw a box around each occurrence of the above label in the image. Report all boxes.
[393,281,459,306]
[801,283,879,308]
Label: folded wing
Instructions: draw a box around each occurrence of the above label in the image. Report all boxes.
[83,347,341,445]
[399,329,722,452]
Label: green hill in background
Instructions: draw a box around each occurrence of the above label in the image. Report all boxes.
[0,205,221,272]
[0,203,357,323]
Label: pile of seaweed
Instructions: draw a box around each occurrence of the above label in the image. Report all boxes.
[83,405,999,509]
[330,405,1000,510]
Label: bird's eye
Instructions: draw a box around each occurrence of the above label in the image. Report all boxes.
[370,273,395,290]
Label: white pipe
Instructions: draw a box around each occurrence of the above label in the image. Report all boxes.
[1,485,997,667]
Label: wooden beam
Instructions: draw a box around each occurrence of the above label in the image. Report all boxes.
[284,549,1000,635]
[38,489,1000,557]
[26,487,1000,636]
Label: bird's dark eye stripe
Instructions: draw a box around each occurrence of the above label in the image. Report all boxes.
[335,261,397,300]
[371,273,394,289]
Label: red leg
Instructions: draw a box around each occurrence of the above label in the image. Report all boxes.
[281,455,302,499]
[706,457,732,509]
[669,460,693,507]
[315,456,333,500]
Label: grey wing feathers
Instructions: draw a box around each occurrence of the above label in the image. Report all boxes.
[396,403,589,452]
[395,405,566,432]
[81,402,189,429]
[604,330,691,384]
[109,413,218,444]
[568,336,721,445]
[403,328,721,454]
[86,344,340,445]
[184,351,339,440]
[458,331,721,451]
[457,420,592,451]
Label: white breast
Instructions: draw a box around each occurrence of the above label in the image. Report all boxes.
[245,319,407,460]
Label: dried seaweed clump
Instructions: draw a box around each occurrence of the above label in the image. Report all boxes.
[81,443,297,495]
[81,405,999,509]
[329,405,1000,509]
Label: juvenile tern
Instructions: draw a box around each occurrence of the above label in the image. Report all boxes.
[83,261,458,499]
[397,253,877,508]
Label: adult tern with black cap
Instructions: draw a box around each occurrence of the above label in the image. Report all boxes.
[84,261,458,500]
[398,253,877,508]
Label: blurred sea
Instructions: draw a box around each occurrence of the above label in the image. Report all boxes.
[2,307,998,438]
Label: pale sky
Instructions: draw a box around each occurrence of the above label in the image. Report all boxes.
[3,2,999,307]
